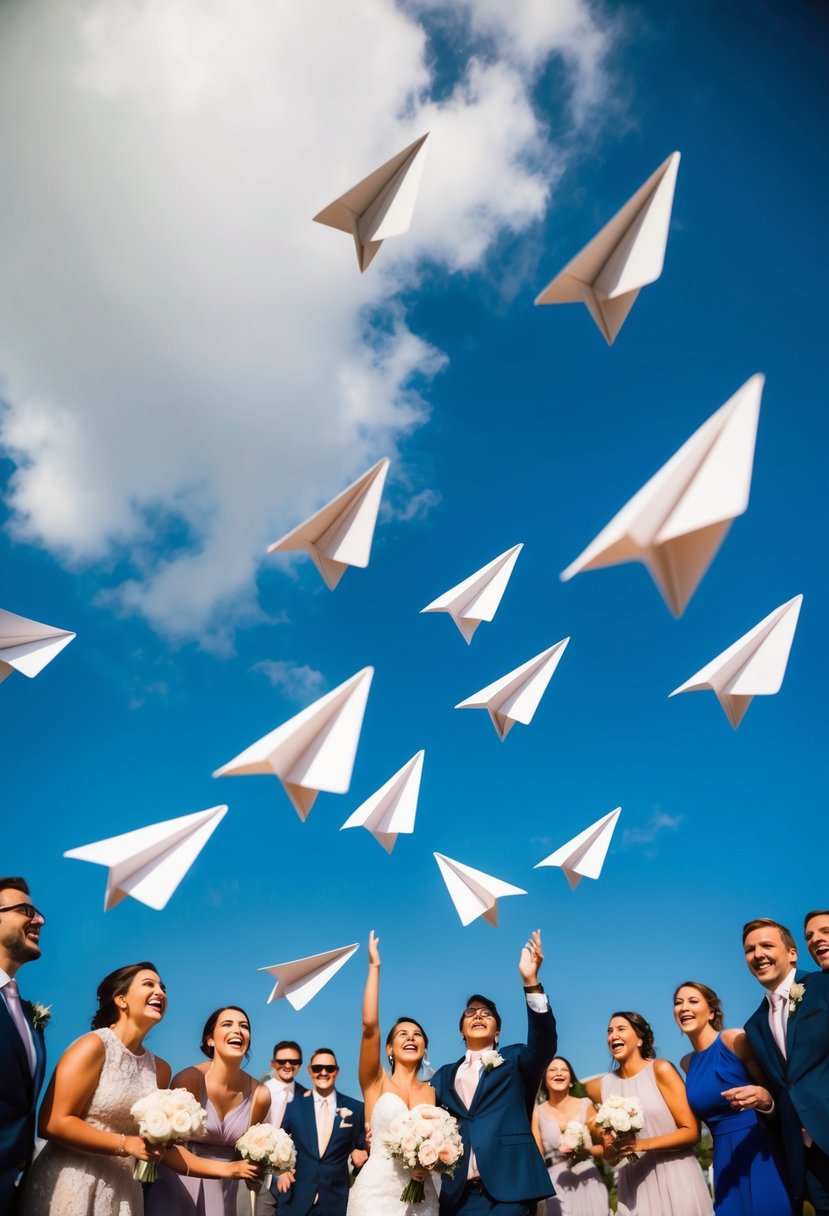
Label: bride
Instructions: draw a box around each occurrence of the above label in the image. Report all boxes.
[346,931,438,1216]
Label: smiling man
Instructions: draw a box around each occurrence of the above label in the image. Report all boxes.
[0,876,47,1214]
[805,910,829,972]
[743,916,829,1216]
[254,1040,305,1216]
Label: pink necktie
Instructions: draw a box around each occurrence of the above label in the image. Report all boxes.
[3,979,36,1074]
[317,1100,333,1155]
[456,1051,483,1108]
[769,992,787,1058]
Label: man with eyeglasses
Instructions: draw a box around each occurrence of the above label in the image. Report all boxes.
[432,929,556,1215]
[0,876,47,1216]
[254,1041,305,1216]
[275,1049,366,1216]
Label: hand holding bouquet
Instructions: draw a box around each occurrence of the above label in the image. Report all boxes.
[130,1088,208,1182]
[594,1094,644,1164]
[235,1123,296,1190]
[385,1103,464,1204]
[558,1120,592,1163]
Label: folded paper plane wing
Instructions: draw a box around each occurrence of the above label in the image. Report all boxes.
[340,750,424,853]
[434,852,526,927]
[534,808,621,889]
[259,943,359,1009]
[421,545,523,643]
[0,608,76,683]
[455,639,569,740]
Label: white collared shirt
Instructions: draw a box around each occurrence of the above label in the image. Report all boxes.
[767,967,797,1046]
[0,967,37,1074]
[265,1077,296,1126]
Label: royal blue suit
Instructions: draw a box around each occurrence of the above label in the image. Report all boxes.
[432,999,557,1214]
[0,991,46,1216]
[276,1089,365,1216]
[745,969,829,1211]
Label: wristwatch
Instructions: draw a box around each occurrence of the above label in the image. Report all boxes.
[523,984,544,993]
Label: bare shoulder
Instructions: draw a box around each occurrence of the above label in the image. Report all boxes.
[417,1082,436,1105]
[155,1056,172,1086]
[652,1057,681,1083]
[720,1028,744,1055]
[171,1064,205,1095]
[679,1053,692,1074]
[61,1031,106,1068]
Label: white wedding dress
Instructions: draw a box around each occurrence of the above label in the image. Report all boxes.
[347,1091,439,1216]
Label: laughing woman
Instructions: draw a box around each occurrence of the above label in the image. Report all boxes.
[146,1006,269,1216]
[531,1056,610,1216]
[585,1011,713,1216]
[21,961,172,1216]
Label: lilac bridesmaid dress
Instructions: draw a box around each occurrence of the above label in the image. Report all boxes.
[536,1098,611,1216]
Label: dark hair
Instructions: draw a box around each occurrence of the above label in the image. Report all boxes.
[0,877,30,895]
[310,1048,338,1065]
[608,1011,656,1060]
[385,1017,429,1066]
[742,918,797,953]
[91,962,163,1030]
[673,981,725,1032]
[804,910,829,930]
[459,993,502,1034]
[539,1056,579,1100]
[272,1039,303,1062]
[200,1006,252,1061]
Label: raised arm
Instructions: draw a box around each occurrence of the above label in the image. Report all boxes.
[517,930,558,1086]
[357,930,385,1098]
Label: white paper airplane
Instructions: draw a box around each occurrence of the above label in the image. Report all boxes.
[420,545,523,643]
[561,375,763,616]
[534,808,621,890]
[64,805,228,911]
[340,750,424,853]
[0,608,76,684]
[455,640,569,740]
[535,152,680,343]
[213,667,373,820]
[434,853,526,927]
[669,595,803,728]
[259,943,359,1010]
[314,134,429,272]
[267,459,389,590]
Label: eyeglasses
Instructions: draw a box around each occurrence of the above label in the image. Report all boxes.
[462,1007,495,1020]
[0,903,45,923]
[274,1058,301,1068]
[309,1063,338,1074]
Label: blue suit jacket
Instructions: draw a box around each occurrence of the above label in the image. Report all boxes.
[276,1090,365,1216]
[745,969,829,1199]
[432,1000,557,1212]
[0,988,47,1214]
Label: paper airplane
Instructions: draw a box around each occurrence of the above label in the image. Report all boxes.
[561,375,763,616]
[0,608,76,684]
[535,152,680,343]
[455,640,569,740]
[421,545,523,643]
[669,595,803,728]
[267,459,389,590]
[535,808,621,890]
[64,805,228,911]
[213,667,373,820]
[313,134,429,272]
[340,750,424,853]
[434,853,526,927]
[260,943,359,1010]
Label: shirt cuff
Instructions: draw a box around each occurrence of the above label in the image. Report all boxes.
[526,993,549,1013]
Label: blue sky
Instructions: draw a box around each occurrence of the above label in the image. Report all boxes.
[1,0,827,1096]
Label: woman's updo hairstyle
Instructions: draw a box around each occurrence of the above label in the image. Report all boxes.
[673,981,725,1032]
[200,1006,252,1062]
[610,1010,656,1060]
[91,962,162,1030]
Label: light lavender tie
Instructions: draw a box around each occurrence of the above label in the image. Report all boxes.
[3,979,36,1073]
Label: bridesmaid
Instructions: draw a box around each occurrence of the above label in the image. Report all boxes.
[531,1057,610,1216]
[585,1010,713,1216]
[147,1005,269,1215]
[674,981,793,1215]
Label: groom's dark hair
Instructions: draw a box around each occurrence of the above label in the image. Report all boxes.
[459,994,502,1033]
[0,876,30,894]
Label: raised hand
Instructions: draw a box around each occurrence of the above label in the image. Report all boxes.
[368,929,381,967]
[518,929,544,985]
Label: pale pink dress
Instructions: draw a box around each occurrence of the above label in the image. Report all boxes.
[536,1098,610,1216]
[600,1063,713,1216]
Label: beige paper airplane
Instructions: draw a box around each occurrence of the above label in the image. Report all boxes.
[535,152,680,343]
[434,852,526,927]
[314,134,429,272]
[421,544,523,643]
[561,375,763,616]
[534,808,621,889]
[670,595,803,728]
[455,639,569,740]
[340,750,424,853]
[260,943,359,1010]
[267,459,389,590]
[0,607,75,683]
[213,667,373,819]
[64,805,228,910]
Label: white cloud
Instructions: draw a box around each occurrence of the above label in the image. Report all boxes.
[622,810,682,849]
[252,659,326,702]
[0,0,617,642]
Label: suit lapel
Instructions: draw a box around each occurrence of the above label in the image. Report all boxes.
[0,991,32,1088]
[785,971,809,1056]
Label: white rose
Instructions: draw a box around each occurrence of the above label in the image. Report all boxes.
[143,1110,173,1142]
[170,1110,192,1137]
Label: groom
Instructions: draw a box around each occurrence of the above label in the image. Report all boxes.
[433,929,556,1215]
[742,916,829,1215]
[0,877,47,1216]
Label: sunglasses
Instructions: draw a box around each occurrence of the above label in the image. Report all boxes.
[309,1064,338,1074]
[274,1058,301,1067]
[0,902,45,923]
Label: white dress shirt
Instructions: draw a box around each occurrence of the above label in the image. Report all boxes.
[265,1077,297,1127]
[0,967,37,1074]
[767,967,797,1057]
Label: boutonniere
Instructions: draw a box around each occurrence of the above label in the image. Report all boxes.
[788,982,806,1015]
[480,1049,504,1073]
[24,1001,51,1032]
[337,1107,353,1128]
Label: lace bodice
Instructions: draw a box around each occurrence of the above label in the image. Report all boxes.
[346,1091,439,1216]
[85,1027,160,1134]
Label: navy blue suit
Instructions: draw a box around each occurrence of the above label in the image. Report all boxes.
[745,969,829,1212]
[276,1090,365,1216]
[432,1000,557,1214]
[0,990,46,1216]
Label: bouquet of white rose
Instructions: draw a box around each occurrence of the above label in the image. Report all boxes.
[594,1094,644,1164]
[385,1103,464,1204]
[235,1123,296,1190]
[558,1120,592,1163]
[130,1088,208,1182]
